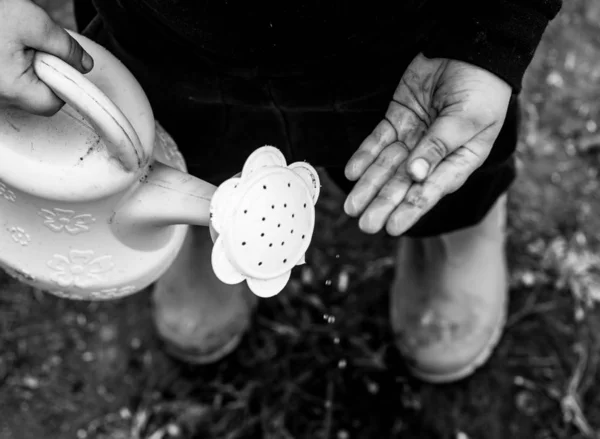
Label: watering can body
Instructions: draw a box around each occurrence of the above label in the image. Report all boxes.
[0,32,209,300]
[0,31,321,300]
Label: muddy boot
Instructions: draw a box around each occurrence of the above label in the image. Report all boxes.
[390,195,509,383]
[152,226,257,364]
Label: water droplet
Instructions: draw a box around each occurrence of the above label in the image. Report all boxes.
[338,359,347,369]
[337,271,349,292]
[333,337,340,344]
[324,400,332,408]
[119,407,132,419]
[335,254,340,259]
[367,381,379,394]
[337,430,350,439]
[301,266,314,285]
[322,314,336,324]
[167,424,181,436]
[325,279,332,286]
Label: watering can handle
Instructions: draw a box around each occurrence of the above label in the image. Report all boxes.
[32,51,146,172]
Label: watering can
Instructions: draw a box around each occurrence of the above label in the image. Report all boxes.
[0,31,320,300]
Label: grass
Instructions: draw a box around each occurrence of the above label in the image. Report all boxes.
[3,0,600,438]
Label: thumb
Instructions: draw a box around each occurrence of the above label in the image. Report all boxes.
[21,5,94,73]
[406,115,478,182]
[14,7,94,115]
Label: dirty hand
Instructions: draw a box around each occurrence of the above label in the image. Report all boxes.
[0,0,93,115]
[343,53,511,236]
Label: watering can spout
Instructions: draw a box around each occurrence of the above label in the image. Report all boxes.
[110,161,217,249]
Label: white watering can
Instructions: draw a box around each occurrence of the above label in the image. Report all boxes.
[0,32,320,300]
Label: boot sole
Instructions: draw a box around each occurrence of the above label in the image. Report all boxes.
[406,295,507,384]
[163,332,244,365]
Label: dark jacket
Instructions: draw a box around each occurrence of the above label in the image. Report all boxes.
[92,0,562,90]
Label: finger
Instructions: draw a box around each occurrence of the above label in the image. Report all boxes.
[386,144,483,236]
[20,4,93,73]
[11,4,94,115]
[356,160,413,234]
[343,141,410,218]
[406,115,480,182]
[345,98,427,182]
[13,77,64,116]
[344,119,397,181]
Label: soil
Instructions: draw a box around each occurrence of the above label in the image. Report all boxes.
[3,1,600,438]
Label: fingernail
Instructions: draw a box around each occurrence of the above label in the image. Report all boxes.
[82,52,94,72]
[410,158,429,181]
[343,196,356,216]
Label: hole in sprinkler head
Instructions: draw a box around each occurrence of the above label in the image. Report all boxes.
[302,235,305,239]
[271,205,275,209]
[303,203,307,208]
[261,233,265,237]
[284,204,287,208]
[283,259,287,263]
[258,262,263,266]
[263,185,267,189]
[262,217,265,221]
[277,224,281,228]
[288,183,291,187]
[242,242,246,246]
[244,210,248,214]
[269,243,273,247]
[281,241,285,246]
[292,214,295,218]
[291,229,294,234]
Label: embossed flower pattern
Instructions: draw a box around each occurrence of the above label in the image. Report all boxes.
[47,249,114,288]
[0,181,16,202]
[39,208,96,235]
[8,226,31,246]
[50,290,85,300]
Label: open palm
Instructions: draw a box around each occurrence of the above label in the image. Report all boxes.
[344,53,512,236]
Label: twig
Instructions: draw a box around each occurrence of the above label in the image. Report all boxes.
[561,343,598,438]
[506,299,558,328]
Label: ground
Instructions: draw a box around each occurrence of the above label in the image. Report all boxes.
[2,1,600,438]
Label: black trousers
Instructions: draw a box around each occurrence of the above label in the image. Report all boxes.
[75,0,518,237]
